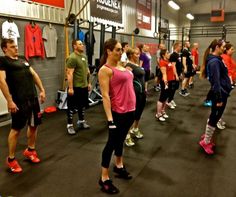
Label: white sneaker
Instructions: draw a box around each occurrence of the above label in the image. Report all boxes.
[218,119,226,126]
[162,112,169,119]
[125,136,135,146]
[166,102,175,109]
[217,121,226,130]
[130,128,144,139]
[171,100,177,107]
[155,114,166,122]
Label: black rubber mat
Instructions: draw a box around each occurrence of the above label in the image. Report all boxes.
[0,79,236,197]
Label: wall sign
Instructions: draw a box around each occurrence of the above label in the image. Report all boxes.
[90,0,122,24]
[136,0,152,30]
[32,0,64,8]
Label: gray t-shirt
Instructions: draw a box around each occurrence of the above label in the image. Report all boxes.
[42,24,58,58]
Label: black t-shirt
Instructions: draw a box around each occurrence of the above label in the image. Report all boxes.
[182,48,193,68]
[170,52,182,76]
[0,56,37,103]
[126,62,145,93]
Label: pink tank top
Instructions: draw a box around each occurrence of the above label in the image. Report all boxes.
[106,64,136,113]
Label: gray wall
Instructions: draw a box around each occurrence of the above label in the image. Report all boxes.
[190,13,236,66]
[0,17,65,110]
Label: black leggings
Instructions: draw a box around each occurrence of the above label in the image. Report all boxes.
[208,93,228,127]
[101,111,135,168]
[135,92,146,120]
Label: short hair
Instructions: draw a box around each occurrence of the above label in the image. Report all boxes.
[173,41,181,49]
[121,42,128,49]
[1,38,14,51]
[71,39,82,49]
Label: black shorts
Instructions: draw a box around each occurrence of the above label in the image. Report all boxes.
[11,98,42,130]
[67,87,89,110]
[184,65,195,78]
[134,92,146,120]
[144,70,150,82]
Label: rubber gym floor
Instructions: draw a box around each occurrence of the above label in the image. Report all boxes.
[0,79,236,197]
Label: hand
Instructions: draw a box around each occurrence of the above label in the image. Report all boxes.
[184,68,187,73]
[68,88,74,96]
[108,121,117,131]
[8,101,19,113]
[216,102,223,107]
[176,76,179,81]
[88,83,92,91]
[39,90,46,104]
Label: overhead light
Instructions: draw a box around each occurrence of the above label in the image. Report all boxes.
[168,1,180,10]
[186,13,194,20]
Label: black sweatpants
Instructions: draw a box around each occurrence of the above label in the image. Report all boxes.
[101,111,135,168]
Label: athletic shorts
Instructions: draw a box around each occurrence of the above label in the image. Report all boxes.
[11,98,42,130]
[144,70,150,82]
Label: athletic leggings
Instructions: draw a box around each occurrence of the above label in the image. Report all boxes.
[208,93,228,127]
[101,111,135,168]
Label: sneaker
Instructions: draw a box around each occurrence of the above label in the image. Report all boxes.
[200,134,215,146]
[6,158,22,173]
[67,125,76,135]
[155,114,165,121]
[130,128,144,139]
[125,137,135,146]
[218,119,226,126]
[23,149,40,163]
[203,100,212,107]
[216,121,226,130]
[171,100,177,107]
[189,83,194,89]
[77,120,90,129]
[199,139,214,154]
[162,112,169,119]
[154,85,161,92]
[113,166,132,179]
[179,89,190,97]
[166,102,175,109]
[98,179,119,194]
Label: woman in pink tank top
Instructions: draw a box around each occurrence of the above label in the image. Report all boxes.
[98,38,136,194]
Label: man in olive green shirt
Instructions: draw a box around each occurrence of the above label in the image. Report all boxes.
[66,39,91,135]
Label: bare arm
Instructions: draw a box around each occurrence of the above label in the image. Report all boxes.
[98,66,113,121]
[182,57,187,73]
[160,67,167,84]
[30,67,46,104]
[87,67,92,91]
[0,70,18,113]
[139,60,144,67]
[66,67,74,95]
[172,62,179,80]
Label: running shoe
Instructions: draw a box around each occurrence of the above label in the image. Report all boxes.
[130,128,144,139]
[23,149,41,163]
[98,179,119,194]
[6,158,22,173]
[199,139,214,154]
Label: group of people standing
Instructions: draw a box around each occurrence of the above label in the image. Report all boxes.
[0,36,234,195]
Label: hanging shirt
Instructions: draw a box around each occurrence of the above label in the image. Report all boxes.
[77,30,85,42]
[25,23,45,60]
[42,24,58,58]
[2,20,20,45]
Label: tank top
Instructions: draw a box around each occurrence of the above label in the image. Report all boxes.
[105,64,136,113]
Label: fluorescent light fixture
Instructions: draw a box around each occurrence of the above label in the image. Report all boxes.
[186,13,194,20]
[168,1,180,10]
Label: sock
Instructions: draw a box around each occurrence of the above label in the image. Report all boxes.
[28,147,35,152]
[8,157,15,162]
[204,124,215,144]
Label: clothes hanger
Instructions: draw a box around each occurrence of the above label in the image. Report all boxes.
[30,20,36,28]
[7,17,13,23]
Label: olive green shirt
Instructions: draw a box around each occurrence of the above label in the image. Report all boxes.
[66,52,88,88]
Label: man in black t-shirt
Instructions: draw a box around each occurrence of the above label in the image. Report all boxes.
[179,41,194,96]
[167,41,182,108]
[0,39,46,173]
